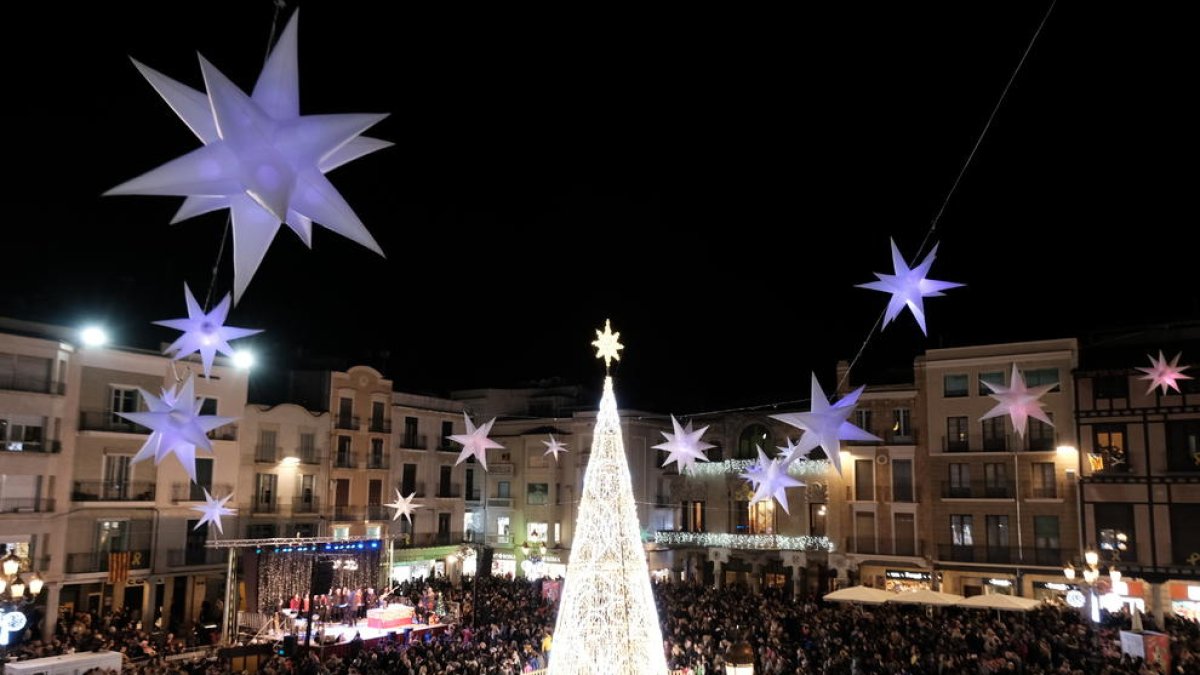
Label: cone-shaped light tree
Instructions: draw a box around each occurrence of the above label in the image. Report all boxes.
[549,320,668,674]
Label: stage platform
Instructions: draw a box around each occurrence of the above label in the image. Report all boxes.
[272,617,449,647]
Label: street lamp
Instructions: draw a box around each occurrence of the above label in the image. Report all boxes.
[1,550,46,652]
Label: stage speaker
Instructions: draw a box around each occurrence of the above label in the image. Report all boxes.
[281,635,297,657]
[312,560,335,595]
[478,546,494,577]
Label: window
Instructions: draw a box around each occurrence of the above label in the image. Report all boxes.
[332,525,350,540]
[299,474,315,509]
[892,459,914,502]
[369,438,385,467]
[465,468,476,500]
[1094,375,1129,401]
[894,513,916,556]
[189,458,213,500]
[438,514,451,543]
[404,417,419,447]
[103,454,132,499]
[984,463,1008,498]
[497,481,511,499]
[748,499,774,535]
[737,424,770,460]
[527,483,549,505]
[366,524,382,539]
[1025,368,1060,392]
[1031,462,1056,498]
[1028,415,1055,451]
[855,459,873,501]
[1095,503,1135,560]
[982,417,1007,451]
[855,410,873,438]
[1034,516,1060,565]
[951,515,974,545]
[855,511,876,554]
[198,397,218,416]
[439,466,452,497]
[1166,420,1200,472]
[110,386,138,422]
[946,416,969,452]
[1171,505,1200,565]
[338,397,353,424]
[185,519,208,564]
[371,401,386,427]
[554,522,561,544]
[255,473,276,509]
[336,436,352,467]
[401,464,417,495]
[681,501,705,532]
[809,503,827,537]
[892,408,911,441]
[527,522,547,543]
[334,479,350,508]
[948,463,970,498]
[441,421,454,448]
[368,479,382,506]
[96,520,129,553]
[1093,424,1128,471]
[299,432,316,462]
[979,371,1005,395]
[257,429,277,462]
[944,374,969,398]
[986,515,1010,562]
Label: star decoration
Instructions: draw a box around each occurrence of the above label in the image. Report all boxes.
[543,434,569,462]
[856,238,963,335]
[118,374,235,482]
[448,413,504,471]
[653,415,715,474]
[191,488,236,535]
[750,457,805,515]
[592,319,624,369]
[980,363,1056,437]
[770,373,879,475]
[154,283,262,378]
[739,445,772,491]
[1137,350,1192,395]
[384,489,423,525]
[776,437,810,467]
[104,11,390,302]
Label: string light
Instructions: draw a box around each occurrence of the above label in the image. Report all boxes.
[654,532,835,552]
[686,458,831,478]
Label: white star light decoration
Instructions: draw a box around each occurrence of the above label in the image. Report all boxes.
[191,489,236,535]
[543,434,569,462]
[857,238,963,335]
[118,374,235,482]
[653,415,715,474]
[777,436,810,466]
[105,11,391,301]
[385,489,423,525]
[448,413,504,471]
[1137,351,1192,395]
[739,445,772,491]
[592,319,624,369]
[770,374,879,475]
[154,284,262,378]
[980,363,1057,437]
[750,457,805,515]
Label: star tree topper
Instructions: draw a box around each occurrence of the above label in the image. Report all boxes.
[191,489,236,535]
[1137,351,1192,395]
[385,489,423,525]
[154,283,262,378]
[857,238,963,335]
[118,374,235,482]
[653,415,715,474]
[105,10,391,301]
[448,413,504,471]
[980,363,1057,437]
[592,319,624,369]
[543,434,569,462]
[770,373,879,475]
[750,457,805,514]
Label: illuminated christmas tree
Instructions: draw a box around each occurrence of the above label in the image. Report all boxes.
[549,321,667,675]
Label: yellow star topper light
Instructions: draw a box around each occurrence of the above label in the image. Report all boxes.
[592,319,624,369]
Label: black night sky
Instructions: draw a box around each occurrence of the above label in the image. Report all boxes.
[0,3,1191,413]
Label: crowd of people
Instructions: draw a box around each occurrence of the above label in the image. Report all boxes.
[7,577,1200,674]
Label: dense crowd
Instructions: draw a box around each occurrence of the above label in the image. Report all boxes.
[6,577,1200,674]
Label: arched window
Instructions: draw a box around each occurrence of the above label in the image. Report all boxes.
[737,424,770,460]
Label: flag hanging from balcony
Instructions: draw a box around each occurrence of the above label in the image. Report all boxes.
[108,551,131,585]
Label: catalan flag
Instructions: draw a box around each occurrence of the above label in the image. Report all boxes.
[108,550,131,584]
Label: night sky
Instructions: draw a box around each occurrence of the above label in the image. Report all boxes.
[0,3,1190,413]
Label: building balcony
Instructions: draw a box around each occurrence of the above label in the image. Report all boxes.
[78,410,149,434]
[854,486,920,503]
[940,481,1015,499]
[942,434,1059,453]
[335,415,360,431]
[490,463,514,476]
[842,537,925,557]
[170,482,234,502]
[252,499,280,514]
[366,453,390,470]
[654,494,673,507]
[398,434,428,451]
[255,445,280,463]
[291,497,320,514]
[166,548,226,567]
[72,480,155,502]
[296,449,323,464]
[2,439,62,454]
[368,419,392,434]
[653,531,835,551]
[365,505,390,521]
[1026,482,1064,499]
[0,374,65,395]
[487,497,513,508]
[936,544,1065,567]
[465,491,482,504]
[66,549,150,574]
[332,505,364,521]
[208,424,238,442]
[436,442,459,452]
[0,497,55,513]
[400,482,426,499]
[393,531,464,548]
[487,534,513,546]
[435,486,461,499]
[333,451,357,469]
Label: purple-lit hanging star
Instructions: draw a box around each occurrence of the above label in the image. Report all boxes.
[856,238,963,335]
[654,415,715,474]
[1137,351,1192,395]
[191,488,237,535]
[776,437,810,467]
[119,375,235,482]
[739,445,772,492]
[105,10,390,302]
[770,374,879,475]
[542,434,569,462]
[980,363,1056,437]
[448,413,504,471]
[154,283,262,378]
[750,457,805,514]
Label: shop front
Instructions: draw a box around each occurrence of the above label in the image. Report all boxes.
[1032,580,1084,604]
[1169,581,1200,621]
[390,559,445,584]
[491,551,517,578]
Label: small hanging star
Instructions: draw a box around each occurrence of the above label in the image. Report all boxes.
[980,363,1056,437]
[750,457,806,514]
[385,489,423,524]
[776,437,810,466]
[119,374,235,482]
[154,283,262,378]
[191,488,236,535]
[856,238,963,335]
[592,319,624,369]
[654,415,715,474]
[1137,351,1192,395]
[739,445,772,491]
[448,413,504,471]
[543,435,569,462]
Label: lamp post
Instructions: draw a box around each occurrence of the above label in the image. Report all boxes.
[1066,543,1124,623]
[1,551,46,659]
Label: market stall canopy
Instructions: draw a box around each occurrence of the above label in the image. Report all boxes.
[956,594,1041,611]
[823,586,895,604]
[886,588,964,606]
